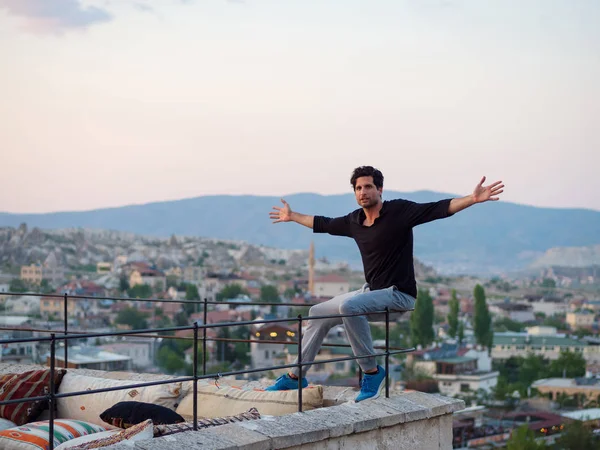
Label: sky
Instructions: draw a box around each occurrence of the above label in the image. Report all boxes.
[0,0,599,214]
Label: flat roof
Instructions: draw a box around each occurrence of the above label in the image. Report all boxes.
[493,335,585,347]
[562,408,600,421]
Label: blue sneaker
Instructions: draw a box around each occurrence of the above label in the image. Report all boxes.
[265,374,308,391]
[355,365,386,402]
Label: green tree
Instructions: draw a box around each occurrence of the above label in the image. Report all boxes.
[447,289,459,338]
[174,311,189,327]
[39,279,53,294]
[156,345,186,374]
[519,353,547,388]
[473,284,492,349]
[549,350,586,378]
[166,275,179,289]
[505,425,547,450]
[541,278,556,289]
[410,289,434,348]
[542,315,564,329]
[260,285,280,303]
[494,317,525,333]
[457,322,465,346]
[184,284,200,314]
[114,307,149,330]
[554,421,600,450]
[217,284,248,301]
[127,284,152,299]
[9,278,28,293]
[119,274,130,292]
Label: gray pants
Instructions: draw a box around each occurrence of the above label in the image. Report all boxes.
[292,284,416,376]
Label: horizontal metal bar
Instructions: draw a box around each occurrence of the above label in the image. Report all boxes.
[0,291,320,308]
[0,308,413,345]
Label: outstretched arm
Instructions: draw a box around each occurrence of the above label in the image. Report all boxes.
[270,199,314,229]
[449,176,504,214]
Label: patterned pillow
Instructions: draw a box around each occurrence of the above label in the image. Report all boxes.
[58,419,153,450]
[100,401,184,428]
[0,419,106,450]
[0,369,67,426]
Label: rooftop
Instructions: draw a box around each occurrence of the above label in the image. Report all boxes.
[562,408,600,421]
[493,335,585,347]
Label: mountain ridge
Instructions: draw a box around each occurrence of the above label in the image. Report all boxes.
[2,191,599,275]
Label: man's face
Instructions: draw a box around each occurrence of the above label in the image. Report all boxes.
[354,176,382,208]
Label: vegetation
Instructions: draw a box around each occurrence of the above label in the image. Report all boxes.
[447,289,459,338]
[473,284,492,349]
[410,289,434,347]
[114,307,149,330]
[217,283,249,301]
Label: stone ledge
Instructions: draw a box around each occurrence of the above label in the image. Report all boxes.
[103,393,464,450]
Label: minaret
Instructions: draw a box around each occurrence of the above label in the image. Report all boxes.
[308,241,315,296]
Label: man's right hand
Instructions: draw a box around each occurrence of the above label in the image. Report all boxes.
[270,198,292,223]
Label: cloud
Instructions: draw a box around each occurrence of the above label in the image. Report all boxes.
[0,0,113,34]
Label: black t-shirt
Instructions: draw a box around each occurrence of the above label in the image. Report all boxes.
[313,198,453,298]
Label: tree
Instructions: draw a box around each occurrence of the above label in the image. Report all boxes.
[260,285,280,303]
[457,322,465,346]
[9,278,28,293]
[554,421,600,450]
[410,289,434,348]
[119,274,130,292]
[184,284,200,314]
[156,345,186,374]
[166,275,179,289]
[540,278,556,289]
[174,311,189,327]
[39,279,53,294]
[114,307,149,330]
[494,317,525,333]
[549,350,586,378]
[127,284,152,299]
[447,290,459,338]
[217,284,248,301]
[473,284,492,349]
[505,425,547,450]
[518,353,547,388]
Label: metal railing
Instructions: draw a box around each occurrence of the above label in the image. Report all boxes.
[0,291,414,449]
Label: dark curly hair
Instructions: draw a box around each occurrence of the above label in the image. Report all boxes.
[350,166,384,190]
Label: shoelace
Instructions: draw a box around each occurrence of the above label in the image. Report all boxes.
[360,375,374,391]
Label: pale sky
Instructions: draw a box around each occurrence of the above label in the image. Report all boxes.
[0,0,599,214]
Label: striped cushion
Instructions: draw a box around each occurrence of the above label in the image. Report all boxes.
[58,420,153,450]
[0,419,106,450]
[0,369,66,426]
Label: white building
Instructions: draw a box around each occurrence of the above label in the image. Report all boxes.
[250,323,296,370]
[313,274,350,298]
[489,302,535,323]
[409,344,499,396]
[98,343,153,370]
[566,310,595,330]
[492,331,586,361]
[524,296,569,317]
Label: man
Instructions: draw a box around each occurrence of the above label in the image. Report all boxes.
[267,166,504,402]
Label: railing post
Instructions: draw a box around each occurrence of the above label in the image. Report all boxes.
[202,297,208,375]
[63,293,68,368]
[358,366,363,388]
[49,333,56,450]
[193,322,198,431]
[385,307,390,398]
[297,314,303,413]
